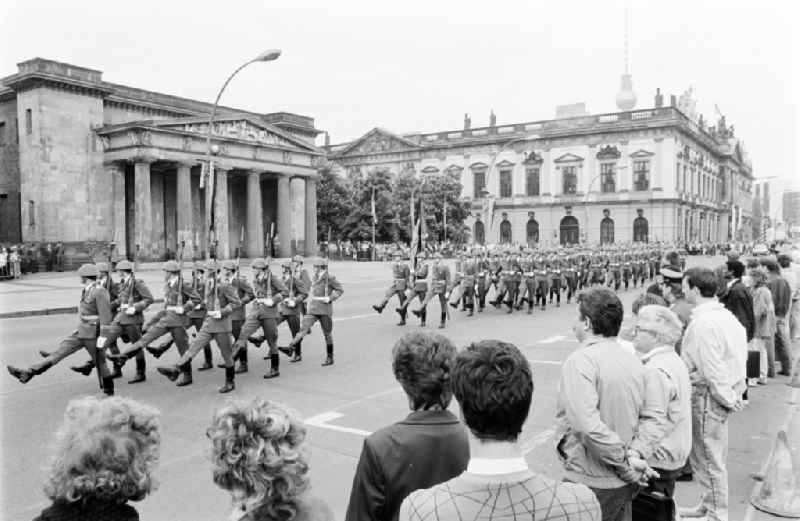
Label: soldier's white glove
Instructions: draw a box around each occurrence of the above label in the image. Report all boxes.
[287,299,296,308]
[265,298,274,307]
[210,310,222,319]
[169,306,184,314]
[320,296,331,303]
[194,304,202,310]
[445,292,450,299]
[126,306,136,316]
[96,337,107,348]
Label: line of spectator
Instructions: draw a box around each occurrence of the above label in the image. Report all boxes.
[0,241,65,279]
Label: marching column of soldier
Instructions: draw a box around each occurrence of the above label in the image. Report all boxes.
[6,248,343,395]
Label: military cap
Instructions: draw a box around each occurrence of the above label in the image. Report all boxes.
[204,260,220,271]
[77,263,99,278]
[95,262,110,273]
[221,260,237,271]
[313,257,329,267]
[162,260,180,272]
[116,260,134,271]
[292,255,304,264]
[250,258,267,269]
[281,260,292,269]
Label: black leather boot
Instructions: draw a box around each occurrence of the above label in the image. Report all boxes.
[102,377,115,396]
[198,347,213,371]
[128,357,146,384]
[263,354,280,379]
[175,363,193,386]
[248,335,264,348]
[70,360,95,376]
[219,366,235,393]
[372,302,386,314]
[235,350,248,374]
[438,313,446,329]
[156,365,180,381]
[396,307,407,326]
[291,343,302,363]
[322,344,334,366]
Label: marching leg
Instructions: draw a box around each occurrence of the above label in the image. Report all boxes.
[321,315,334,366]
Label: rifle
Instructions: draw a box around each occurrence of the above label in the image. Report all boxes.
[106,242,116,293]
[177,240,186,306]
[237,226,244,278]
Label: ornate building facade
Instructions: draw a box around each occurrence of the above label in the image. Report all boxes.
[0,58,321,263]
[327,91,754,246]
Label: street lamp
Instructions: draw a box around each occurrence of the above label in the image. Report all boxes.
[202,49,282,260]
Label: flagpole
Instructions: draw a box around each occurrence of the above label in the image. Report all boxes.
[442,192,447,246]
[371,187,376,261]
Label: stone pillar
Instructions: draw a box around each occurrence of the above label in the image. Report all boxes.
[290,177,306,255]
[176,163,193,252]
[305,177,318,256]
[108,162,127,258]
[134,159,152,259]
[276,175,292,258]
[214,167,230,259]
[246,171,264,258]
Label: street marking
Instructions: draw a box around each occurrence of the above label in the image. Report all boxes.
[538,335,575,344]
[335,313,377,323]
[306,411,373,437]
[522,426,557,455]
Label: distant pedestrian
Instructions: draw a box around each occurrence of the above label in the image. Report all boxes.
[763,258,792,376]
[718,260,755,342]
[748,267,775,383]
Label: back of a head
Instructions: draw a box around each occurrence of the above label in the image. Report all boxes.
[777,254,791,269]
[684,267,719,297]
[760,258,781,274]
[746,257,760,269]
[576,288,624,337]
[392,331,456,410]
[665,250,681,266]
[726,260,745,279]
[632,292,668,315]
[645,283,664,298]
[452,340,532,442]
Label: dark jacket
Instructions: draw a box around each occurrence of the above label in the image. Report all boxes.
[767,275,792,318]
[719,279,755,341]
[345,409,469,521]
[33,499,138,521]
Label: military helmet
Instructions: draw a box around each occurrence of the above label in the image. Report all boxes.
[221,260,237,271]
[77,263,99,278]
[292,255,304,264]
[313,257,329,267]
[193,260,206,271]
[162,260,180,272]
[95,262,110,273]
[116,260,134,272]
[250,258,267,269]
[282,260,292,269]
[204,260,220,272]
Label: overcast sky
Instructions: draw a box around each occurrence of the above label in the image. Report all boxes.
[2,0,798,189]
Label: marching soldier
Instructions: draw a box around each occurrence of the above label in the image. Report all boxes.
[621,247,634,291]
[448,253,466,310]
[548,249,564,307]
[8,264,115,395]
[283,257,343,366]
[397,252,429,326]
[108,260,200,386]
[563,248,579,304]
[533,250,549,311]
[372,252,410,325]
[154,260,241,393]
[517,250,536,313]
[222,260,254,373]
[474,249,490,312]
[231,258,287,379]
[413,252,450,328]
[607,248,622,291]
[459,253,477,316]
[291,255,312,311]
[487,251,503,302]
[276,259,309,362]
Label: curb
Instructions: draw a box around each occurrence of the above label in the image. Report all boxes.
[0,298,166,320]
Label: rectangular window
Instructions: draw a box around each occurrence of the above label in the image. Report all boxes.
[683,166,687,194]
[28,200,35,226]
[473,170,486,199]
[562,165,577,194]
[633,161,650,191]
[499,169,512,198]
[600,163,616,193]
[525,167,540,196]
[25,109,32,135]
[0,121,5,145]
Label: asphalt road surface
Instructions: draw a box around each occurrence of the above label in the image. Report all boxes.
[1,256,796,520]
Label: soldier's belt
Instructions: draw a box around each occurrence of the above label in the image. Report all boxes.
[536,270,547,275]
[524,272,535,277]
[80,314,99,322]
[609,263,620,267]
[502,270,515,275]
[565,268,576,271]
[394,278,406,281]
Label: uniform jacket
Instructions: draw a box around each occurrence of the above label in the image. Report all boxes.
[200,280,241,333]
[250,270,288,319]
[412,263,429,291]
[391,264,411,291]
[461,259,477,287]
[280,269,309,316]
[76,282,112,339]
[188,273,207,319]
[429,264,451,294]
[151,279,201,328]
[306,271,344,316]
[228,275,255,322]
[112,277,153,326]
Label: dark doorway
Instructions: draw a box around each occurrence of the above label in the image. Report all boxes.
[634,216,649,242]
[500,219,512,244]
[600,217,615,244]
[526,218,539,245]
[474,220,485,245]
[560,215,579,246]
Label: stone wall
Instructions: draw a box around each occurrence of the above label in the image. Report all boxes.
[0,98,21,242]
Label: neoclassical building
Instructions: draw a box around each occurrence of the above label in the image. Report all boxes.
[0,58,321,262]
[327,91,754,246]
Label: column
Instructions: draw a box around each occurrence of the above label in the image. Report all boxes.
[276,175,292,258]
[176,162,193,252]
[134,159,152,259]
[540,148,552,196]
[305,177,318,256]
[213,167,230,259]
[290,177,306,255]
[108,162,127,258]
[246,171,264,258]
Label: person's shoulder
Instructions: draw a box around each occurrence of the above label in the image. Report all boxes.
[294,495,334,521]
[538,475,599,504]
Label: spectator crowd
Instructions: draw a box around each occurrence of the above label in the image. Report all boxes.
[26,248,800,521]
[0,241,65,279]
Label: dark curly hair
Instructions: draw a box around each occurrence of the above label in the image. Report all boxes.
[392,331,456,410]
[576,288,624,337]
[451,340,533,442]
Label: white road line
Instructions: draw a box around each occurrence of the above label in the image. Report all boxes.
[306,411,373,437]
[335,313,377,322]
[539,335,567,344]
[522,427,556,454]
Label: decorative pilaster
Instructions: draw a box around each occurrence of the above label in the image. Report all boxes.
[108,162,127,258]
[134,159,152,259]
[246,171,264,258]
[213,167,230,259]
[290,177,306,255]
[176,162,193,252]
[276,175,292,258]
[305,178,318,256]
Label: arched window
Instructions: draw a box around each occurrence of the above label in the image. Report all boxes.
[600,217,615,244]
[559,216,580,246]
[526,218,539,245]
[633,216,649,242]
[474,220,485,245]
[500,219,512,244]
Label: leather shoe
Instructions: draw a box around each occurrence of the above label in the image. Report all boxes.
[290,353,302,363]
[70,361,94,376]
[128,372,146,384]
[235,362,248,374]
[248,336,264,348]
[175,371,192,387]
[156,366,180,382]
[197,361,213,371]
[7,365,34,384]
[278,346,294,357]
[38,349,51,358]
[321,355,334,366]
[263,368,280,379]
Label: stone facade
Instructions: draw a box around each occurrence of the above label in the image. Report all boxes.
[0,58,322,263]
[327,102,754,246]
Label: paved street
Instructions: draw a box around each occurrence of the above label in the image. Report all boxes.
[1,257,797,521]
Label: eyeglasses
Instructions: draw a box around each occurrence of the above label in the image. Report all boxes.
[633,325,658,336]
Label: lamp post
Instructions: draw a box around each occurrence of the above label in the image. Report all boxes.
[202,49,281,260]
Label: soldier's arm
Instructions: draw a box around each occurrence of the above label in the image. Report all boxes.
[182,283,202,312]
[272,277,288,302]
[294,277,310,301]
[133,280,154,312]
[220,285,240,316]
[96,288,113,325]
[239,279,255,305]
[329,276,344,301]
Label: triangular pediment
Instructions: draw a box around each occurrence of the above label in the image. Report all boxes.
[629,149,655,158]
[496,159,516,168]
[554,153,584,163]
[151,114,316,151]
[337,127,419,156]
[421,165,440,174]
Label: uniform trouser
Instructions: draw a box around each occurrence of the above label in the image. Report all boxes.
[236,312,279,355]
[380,287,405,306]
[421,291,448,319]
[591,269,605,285]
[104,323,144,366]
[649,260,660,279]
[231,319,246,362]
[774,316,792,374]
[689,385,730,521]
[550,277,562,303]
[631,266,641,285]
[295,314,334,345]
[622,267,632,288]
[401,289,426,310]
[498,280,518,306]
[608,269,621,290]
[535,278,549,306]
[448,284,462,306]
[521,279,536,307]
[187,317,213,363]
[179,326,234,368]
[589,484,636,521]
[277,313,301,340]
[475,283,487,309]
[43,332,111,378]
[461,284,475,308]
[135,323,190,355]
[491,279,504,302]
[564,272,578,300]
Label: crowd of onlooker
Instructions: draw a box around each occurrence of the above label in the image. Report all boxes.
[0,241,65,279]
[27,247,800,521]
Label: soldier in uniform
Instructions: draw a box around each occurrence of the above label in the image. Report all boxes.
[533,250,550,311]
[621,246,634,291]
[372,252,410,325]
[474,249,490,312]
[563,248,579,304]
[448,253,466,310]
[283,257,343,366]
[459,253,477,316]
[607,248,622,291]
[155,260,241,393]
[397,252,429,325]
[231,258,287,379]
[108,260,200,386]
[517,249,536,313]
[7,264,115,395]
[487,251,503,304]
[413,252,450,328]
[276,259,309,362]
[221,260,254,373]
[548,249,564,307]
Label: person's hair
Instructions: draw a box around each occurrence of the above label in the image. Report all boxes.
[665,250,681,267]
[645,283,664,298]
[637,305,684,346]
[664,279,684,299]
[684,267,719,297]
[451,340,533,442]
[43,396,161,504]
[745,257,760,269]
[748,267,768,287]
[576,288,624,337]
[777,254,791,268]
[726,260,745,279]
[392,332,456,410]
[207,399,308,521]
[759,258,781,274]
[632,293,668,315]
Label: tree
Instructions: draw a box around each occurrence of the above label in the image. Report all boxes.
[316,166,350,241]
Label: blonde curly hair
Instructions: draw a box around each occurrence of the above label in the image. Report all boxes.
[43,396,161,503]
[207,399,309,521]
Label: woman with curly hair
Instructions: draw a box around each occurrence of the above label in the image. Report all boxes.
[207,399,333,521]
[34,396,161,521]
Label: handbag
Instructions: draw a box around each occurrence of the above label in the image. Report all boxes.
[633,489,674,521]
